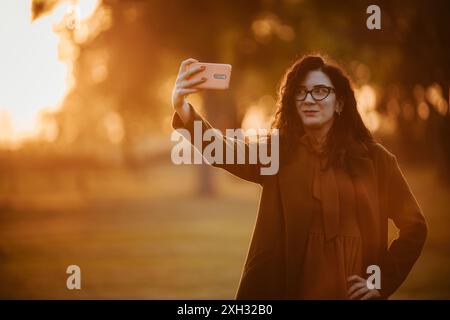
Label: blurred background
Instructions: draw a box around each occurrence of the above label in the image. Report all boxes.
[0,0,449,299]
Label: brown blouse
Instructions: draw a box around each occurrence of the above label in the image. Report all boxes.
[297,133,363,299]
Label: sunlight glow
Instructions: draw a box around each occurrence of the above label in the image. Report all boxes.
[355,84,380,132]
[0,0,101,148]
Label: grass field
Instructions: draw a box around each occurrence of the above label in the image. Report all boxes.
[0,158,449,299]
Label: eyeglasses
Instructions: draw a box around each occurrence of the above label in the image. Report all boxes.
[295,86,336,101]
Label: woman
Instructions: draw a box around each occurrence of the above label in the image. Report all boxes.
[170,55,427,300]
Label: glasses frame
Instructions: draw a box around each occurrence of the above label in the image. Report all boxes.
[295,85,336,102]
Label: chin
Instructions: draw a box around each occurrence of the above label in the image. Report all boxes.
[302,119,324,129]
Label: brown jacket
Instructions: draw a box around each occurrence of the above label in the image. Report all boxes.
[172,104,428,299]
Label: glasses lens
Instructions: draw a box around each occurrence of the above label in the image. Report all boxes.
[296,89,308,100]
[312,87,330,100]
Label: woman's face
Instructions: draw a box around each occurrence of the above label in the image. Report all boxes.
[295,70,340,130]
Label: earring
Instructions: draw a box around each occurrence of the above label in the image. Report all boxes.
[336,108,341,116]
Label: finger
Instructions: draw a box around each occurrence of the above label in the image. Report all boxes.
[180,65,206,80]
[179,58,199,73]
[347,275,365,283]
[361,290,381,300]
[347,281,366,296]
[178,88,201,96]
[360,291,375,300]
[178,77,206,88]
[360,293,371,300]
[349,286,369,300]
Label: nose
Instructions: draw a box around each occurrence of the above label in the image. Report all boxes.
[303,92,316,105]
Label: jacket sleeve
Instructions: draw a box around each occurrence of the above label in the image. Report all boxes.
[171,103,274,185]
[379,154,428,298]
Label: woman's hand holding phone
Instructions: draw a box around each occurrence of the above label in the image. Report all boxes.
[171,58,232,123]
[171,58,206,112]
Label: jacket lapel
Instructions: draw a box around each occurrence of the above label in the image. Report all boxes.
[347,143,381,268]
[278,143,315,298]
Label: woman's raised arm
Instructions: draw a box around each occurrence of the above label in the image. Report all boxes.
[170,58,276,185]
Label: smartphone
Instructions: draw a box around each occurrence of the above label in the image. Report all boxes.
[187,62,232,90]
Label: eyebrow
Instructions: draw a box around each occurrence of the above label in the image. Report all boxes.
[298,84,330,89]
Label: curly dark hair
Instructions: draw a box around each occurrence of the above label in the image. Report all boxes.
[271,54,375,169]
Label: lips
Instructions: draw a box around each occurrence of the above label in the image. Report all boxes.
[303,110,319,115]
